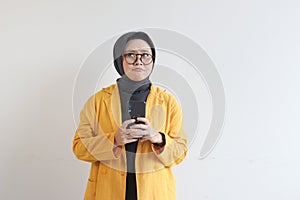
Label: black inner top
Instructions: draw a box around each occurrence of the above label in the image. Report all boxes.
[117,76,151,200]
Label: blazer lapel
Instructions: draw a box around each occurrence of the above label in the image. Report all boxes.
[103,85,122,131]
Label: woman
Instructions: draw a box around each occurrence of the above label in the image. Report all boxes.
[73,31,187,200]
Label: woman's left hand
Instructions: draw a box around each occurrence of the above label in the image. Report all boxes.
[127,117,163,144]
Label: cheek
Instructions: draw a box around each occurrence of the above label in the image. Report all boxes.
[122,60,130,74]
[146,65,153,74]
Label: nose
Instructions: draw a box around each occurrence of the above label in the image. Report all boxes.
[134,55,143,65]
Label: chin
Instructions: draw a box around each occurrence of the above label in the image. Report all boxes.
[128,75,146,82]
[131,78,144,82]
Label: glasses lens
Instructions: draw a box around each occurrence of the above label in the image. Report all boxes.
[124,53,136,64]
[141,53,152,65]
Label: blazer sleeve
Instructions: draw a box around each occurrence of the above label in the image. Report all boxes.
[152,94,188,167]
[72,95,119,163]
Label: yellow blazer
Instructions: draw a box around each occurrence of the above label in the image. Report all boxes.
[73,84,187,200]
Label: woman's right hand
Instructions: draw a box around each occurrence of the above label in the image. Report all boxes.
[114,119,141,146]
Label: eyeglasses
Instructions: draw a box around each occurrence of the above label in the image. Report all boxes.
[123,52,153,65]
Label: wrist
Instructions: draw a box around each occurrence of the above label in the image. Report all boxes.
[153,132,162,143]
[152,132,166,147]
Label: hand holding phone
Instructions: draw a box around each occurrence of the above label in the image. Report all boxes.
[127,100,146,128]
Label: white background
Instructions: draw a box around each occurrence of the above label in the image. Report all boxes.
[1,0,300,199]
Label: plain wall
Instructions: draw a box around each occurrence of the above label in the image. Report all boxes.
[1,0,300,199]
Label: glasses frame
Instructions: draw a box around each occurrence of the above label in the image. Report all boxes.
[123,53,153,65]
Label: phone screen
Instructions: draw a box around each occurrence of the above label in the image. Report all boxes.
[128,100,146,125]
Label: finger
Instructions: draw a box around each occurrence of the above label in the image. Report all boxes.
[124,133,138,139]
[128,133,144,138]
[124,130,142,138]
[136,117,150,125]
[140,137,149,142]
[123,119,136,127]
[118,134,137,145]
[121,119,136,129]
[124,138,138,144]
[127,129,145,138]
[129,123,147,130]
[118,127,129,136]
[119,139,137,146]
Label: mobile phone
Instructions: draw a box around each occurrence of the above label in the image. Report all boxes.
[127,100,146,128]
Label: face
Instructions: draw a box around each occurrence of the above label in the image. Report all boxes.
[122,39,153,81]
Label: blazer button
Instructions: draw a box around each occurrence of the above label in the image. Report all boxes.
[88,178,95,182]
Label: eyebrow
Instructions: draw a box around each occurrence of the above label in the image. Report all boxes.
[124,49,151,53]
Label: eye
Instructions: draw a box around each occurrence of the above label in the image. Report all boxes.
[142,53,152,58]
[127,53,136,57]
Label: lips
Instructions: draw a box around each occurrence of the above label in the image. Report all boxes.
[132,68,144,72]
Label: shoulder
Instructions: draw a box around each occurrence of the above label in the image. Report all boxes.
[94,83,117,99]
[150,84,179,106]
[83,83,117,107]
